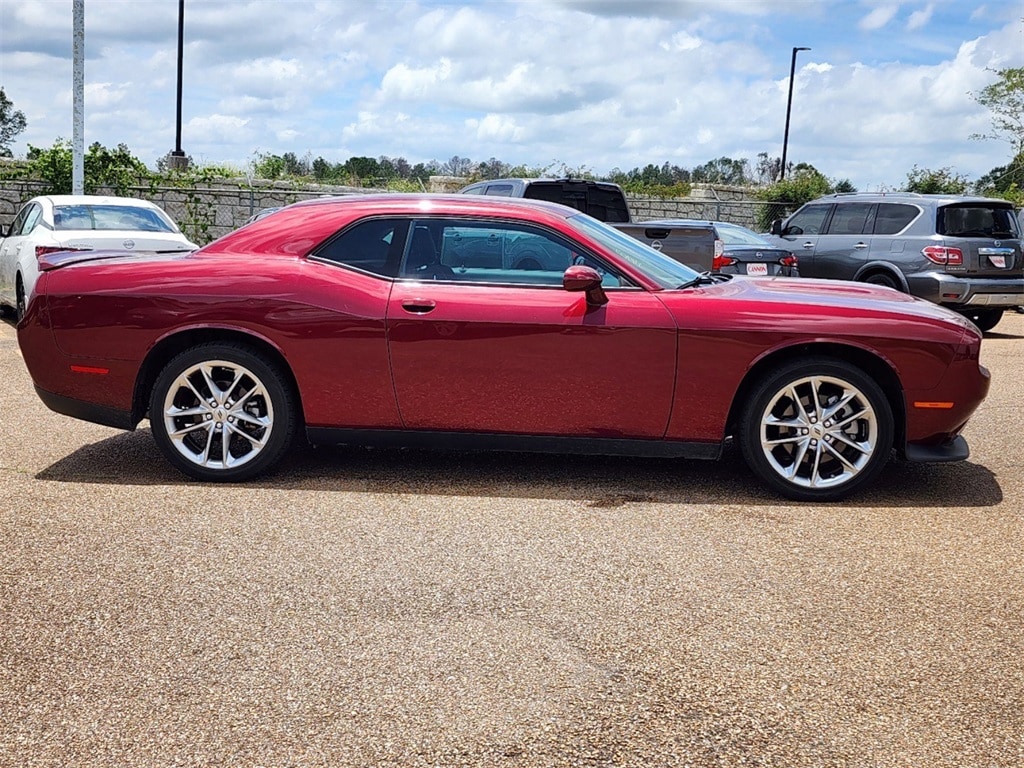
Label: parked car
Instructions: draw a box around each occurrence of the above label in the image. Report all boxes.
[18,194,990,501]
[626,219,798,276]
[767,192,1023,331]
[460,177,736,272]
[0,195,197,320]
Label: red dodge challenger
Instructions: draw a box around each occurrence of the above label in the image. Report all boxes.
[17,194,990,501]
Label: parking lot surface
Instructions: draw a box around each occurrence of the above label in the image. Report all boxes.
[1,313,1021,767]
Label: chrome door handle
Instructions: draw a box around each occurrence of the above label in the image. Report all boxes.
[401,299,436,314]
[854,242,868,249]
[802,242,815,249]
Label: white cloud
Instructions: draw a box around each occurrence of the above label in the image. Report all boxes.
[907,4,934,31]
[859,4,900,31]
[0,0,1021,190]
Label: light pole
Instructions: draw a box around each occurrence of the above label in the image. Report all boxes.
[780,46,810,181]
[167,0,189,169]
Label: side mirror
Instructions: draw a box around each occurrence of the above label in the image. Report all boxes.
[769,218,784,235]
[0,224,7,238]
[563,264,608,306]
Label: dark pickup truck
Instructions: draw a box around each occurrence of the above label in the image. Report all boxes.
[458,178,796,276]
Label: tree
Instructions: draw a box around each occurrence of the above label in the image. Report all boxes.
[26,140,149,194]
[691,156,751,186]
[971,67,1024,155]
[0,87,27,157]
[974,151,1024,205]
[903,165,968,195]
[754,165,852,231]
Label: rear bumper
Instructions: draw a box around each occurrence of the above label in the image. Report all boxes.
[906,272,1024,307]
[34,386,136,431]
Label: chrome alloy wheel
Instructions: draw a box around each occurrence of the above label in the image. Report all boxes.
[759,375,879,490]
[162,359,274,471]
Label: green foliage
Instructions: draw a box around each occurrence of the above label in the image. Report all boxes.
[974,151,1024,205]
[691,156,751,186]
[252,151,286,180]
[0,87,27,157]
[25,139,149,195]
[754,166,848,231]
[971,67,1024,154]
[903,165,969,194]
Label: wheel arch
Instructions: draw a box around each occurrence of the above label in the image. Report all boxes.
[724,342,906,450]
[854,262,909,292]
[131,327,301,424]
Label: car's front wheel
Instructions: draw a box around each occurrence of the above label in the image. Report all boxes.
[149,343,297,482]
[739,358,894,501]
[958,308,1003,333]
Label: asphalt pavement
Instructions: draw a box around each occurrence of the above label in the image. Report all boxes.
[1,312,1021,767]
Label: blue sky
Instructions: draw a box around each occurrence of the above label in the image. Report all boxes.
[0,0,1022,190]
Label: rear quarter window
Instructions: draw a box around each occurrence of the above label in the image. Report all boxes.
[873,204,919,235]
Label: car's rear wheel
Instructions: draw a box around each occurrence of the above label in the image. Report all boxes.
[149,343,297,482]
[15,277,26,322]
[958,308,1003,333]
[739,358,894,501]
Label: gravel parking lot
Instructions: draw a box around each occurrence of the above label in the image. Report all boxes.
[1,313,1021,767]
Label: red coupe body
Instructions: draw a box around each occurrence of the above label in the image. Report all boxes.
[17,195,990,500]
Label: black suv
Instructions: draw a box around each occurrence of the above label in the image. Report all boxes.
[768,193,1023,331]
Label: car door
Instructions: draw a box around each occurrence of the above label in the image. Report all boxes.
[777,203,832,278]
[385,217,678,438]
[810,202,875,279]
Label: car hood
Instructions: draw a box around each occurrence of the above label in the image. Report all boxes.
[663,275,979,336]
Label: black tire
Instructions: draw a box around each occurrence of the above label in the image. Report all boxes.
[958,308,1003,333]
[863,272,900,291]
[15,279,26,322]
[513,257,543,270]
[149,342,298,482]
[738,357,894,502]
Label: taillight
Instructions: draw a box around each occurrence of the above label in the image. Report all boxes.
[712,254,736,271]
[779,254,798,267]
[711,240,732,271]
[922,245,963,265]
[35,245,91,258]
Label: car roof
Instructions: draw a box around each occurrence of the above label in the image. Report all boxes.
[285,192,582,219]
[811,192,1015,206]
[37,195,159,208]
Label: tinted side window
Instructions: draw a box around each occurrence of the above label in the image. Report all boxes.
[825,203,873,235]
[784,204,831,235]
[7,206,29,237]
[401,218,626,288]
[312,218,409,277]
[873,204,919,235]
[11,203,41,236]
[484,184,515,196]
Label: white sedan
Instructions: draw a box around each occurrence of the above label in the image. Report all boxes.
[0,195,197,320]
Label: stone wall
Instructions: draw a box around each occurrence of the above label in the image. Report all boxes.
[0,178,372,244]
[0,176,767,242]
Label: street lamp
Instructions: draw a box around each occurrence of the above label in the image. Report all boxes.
[780,46,810,181]
[167,0,189,170]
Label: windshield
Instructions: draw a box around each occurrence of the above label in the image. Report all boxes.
[716,223,771,246]
[54,204,178,233]
[565,213,699,289]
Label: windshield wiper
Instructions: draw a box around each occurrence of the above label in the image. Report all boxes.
[677,271,730,290]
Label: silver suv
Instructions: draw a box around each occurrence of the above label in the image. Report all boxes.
[769,193,1023,331]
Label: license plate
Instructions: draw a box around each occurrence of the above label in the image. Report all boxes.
[989,255,1007,268]
[746,263,769,276]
